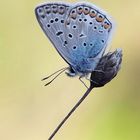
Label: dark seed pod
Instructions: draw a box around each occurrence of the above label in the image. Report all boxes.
[90,49,122,88]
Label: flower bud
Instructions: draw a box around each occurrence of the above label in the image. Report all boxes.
[90,49,122,88]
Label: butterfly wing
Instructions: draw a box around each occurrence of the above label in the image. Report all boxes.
[65,2,114,60]
[35,2,76,66]
[35,2,114,73]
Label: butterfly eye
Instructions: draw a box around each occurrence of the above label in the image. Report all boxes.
[83,7,90,15]
[58,5,65,14]
[96,14,104,22]
[77,6,83,14]
[90,9,97,18]
[44,5,51,14]
[52,5,58,13]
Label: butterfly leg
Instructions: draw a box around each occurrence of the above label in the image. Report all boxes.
[85,74,93,82]
[79,76,89,89]
[85,70,105,86]
[85,76,99,85]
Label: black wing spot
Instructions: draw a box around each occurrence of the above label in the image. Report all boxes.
[73,25,77,29]
[55,18,59,22]
[56,31,63,36]
[64,41,68,45]
[105,21,110,25]
[99,15,103,18]
[83,42,87,46]
[68,34,73,38]
[90,43,93,46]
[46,11,50,14]
[94,26,97,30]
[90,22,93,25]
[52,5,57,9]
[78,7,82,10]
[50,19,54,23]
[38,8,43,13]
[99,30,103,33]
[47,24,50,28]
[101,40,105,43]
[44,6,51,14]
[91,10,96,14]
[84,19,87,22]
[59,6,65,15]
[52,5,57,13]
[79,18,82,22]
[72,10,76,13]
[67,22,70,25]
[44,6,50,10]
[61,20,64,23]
[73,46,77,50]
[79,34,84,37]
[60,6,64,10]
[41,15,45,19]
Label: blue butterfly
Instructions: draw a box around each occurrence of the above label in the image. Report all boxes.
[35,2,114,86]
[35,2,119,139]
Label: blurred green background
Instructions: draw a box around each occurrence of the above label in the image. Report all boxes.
[0,0,140,140]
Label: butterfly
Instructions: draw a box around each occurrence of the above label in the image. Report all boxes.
[35,1,114,85]
[35,2,118,139]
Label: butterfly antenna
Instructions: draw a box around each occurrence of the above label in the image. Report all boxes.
[42,67,68,81]
[44,67,68,86]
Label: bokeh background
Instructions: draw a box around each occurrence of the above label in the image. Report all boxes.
[0,0,140,140]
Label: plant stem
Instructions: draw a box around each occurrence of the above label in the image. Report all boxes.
[48,85,94,140]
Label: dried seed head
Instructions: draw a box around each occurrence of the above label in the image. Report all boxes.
[90,49,122,88]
